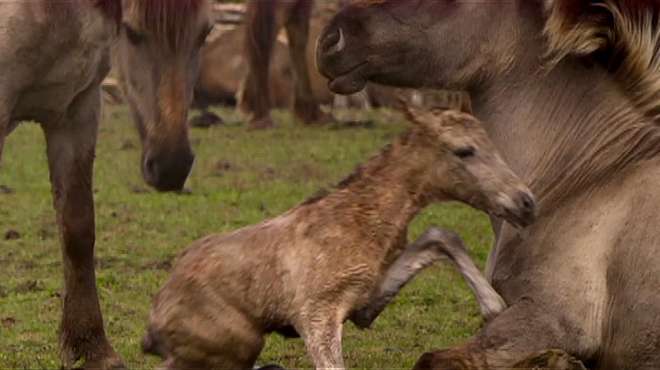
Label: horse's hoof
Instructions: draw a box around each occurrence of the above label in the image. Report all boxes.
[81,350,126,370]
[248,116,275,130]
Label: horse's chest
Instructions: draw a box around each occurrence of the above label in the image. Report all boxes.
[12,46,107,124]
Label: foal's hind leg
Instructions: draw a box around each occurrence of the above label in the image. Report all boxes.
[44,86,123,369]
[350,227,505,329]
[285,0,332,125]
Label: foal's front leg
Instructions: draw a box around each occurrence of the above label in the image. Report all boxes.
[44,86,123,370]
[299,306,346,370]
[350,227,506,329]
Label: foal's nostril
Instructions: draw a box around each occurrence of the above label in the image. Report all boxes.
[518,193,536,214]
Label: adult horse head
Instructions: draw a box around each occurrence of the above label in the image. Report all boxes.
[115,0,211,191]
[319,1,660,369]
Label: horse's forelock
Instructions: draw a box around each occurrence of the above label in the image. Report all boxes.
[136,0,206,51]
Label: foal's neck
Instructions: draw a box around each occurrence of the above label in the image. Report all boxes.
[314,134,429,247]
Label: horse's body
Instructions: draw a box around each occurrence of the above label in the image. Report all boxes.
[0,1,209,368]
[317,1,660,369]
[143,107,536,370]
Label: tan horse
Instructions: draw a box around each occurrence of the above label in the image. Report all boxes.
[0,1,210,368]
[317,0,660,369]
[142,106,536,370]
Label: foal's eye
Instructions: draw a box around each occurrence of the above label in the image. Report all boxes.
[453,146,476,159]
[123,23,145,45]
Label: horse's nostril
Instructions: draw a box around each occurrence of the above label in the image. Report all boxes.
[519,193,536,212]
[321,27,345,55]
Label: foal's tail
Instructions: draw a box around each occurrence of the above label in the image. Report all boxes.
[142,325,167,358]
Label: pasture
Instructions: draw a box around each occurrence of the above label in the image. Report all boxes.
[0,106,494,369]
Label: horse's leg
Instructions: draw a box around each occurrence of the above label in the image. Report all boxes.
[239,0,279,129]
[412,300,586,370]
[299,310,345,370]
[350,227,506,329]
[44,86,123,370]
[285,0,332,125]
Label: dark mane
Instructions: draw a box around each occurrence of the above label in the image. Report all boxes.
[300,131,413,207]
[130,0,205,51]
[93,0,122,30]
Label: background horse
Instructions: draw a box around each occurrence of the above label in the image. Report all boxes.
[318,0,660,369]
[238,0,341,129]
[0,1,209,368]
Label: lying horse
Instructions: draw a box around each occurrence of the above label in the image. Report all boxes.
[142,106,536,370]
[317,0,660,369]
[0,1,210,368]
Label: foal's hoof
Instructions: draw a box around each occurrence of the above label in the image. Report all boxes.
[513,349,587,370]
[254,364,287,370]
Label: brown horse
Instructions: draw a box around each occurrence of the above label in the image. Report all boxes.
[318,1,660,369]
[142,105,536,370]
[238,0,341,129]
[0,1,209,368]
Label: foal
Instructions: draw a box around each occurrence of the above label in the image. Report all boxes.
[143,107,536,370]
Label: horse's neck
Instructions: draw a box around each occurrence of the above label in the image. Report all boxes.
[472,58,660,206]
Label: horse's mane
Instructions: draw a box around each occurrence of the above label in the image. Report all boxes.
[93,0,122,29]
[126,0,205,51]
[544,0,660,122]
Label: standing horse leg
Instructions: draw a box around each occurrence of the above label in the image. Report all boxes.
[285,0,332,125]
[44,86,123,370]
[350,227,506,329]
[239,0,278,129]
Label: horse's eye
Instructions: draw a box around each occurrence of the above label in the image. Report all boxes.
[123,23,144,45]
[453,146,476,159]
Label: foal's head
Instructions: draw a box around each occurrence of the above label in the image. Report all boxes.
[406,106,536,228]
[115,0,211,191]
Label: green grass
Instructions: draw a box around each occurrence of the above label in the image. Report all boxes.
[0,106,494,369]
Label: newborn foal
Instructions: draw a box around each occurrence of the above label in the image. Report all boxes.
[143,107,536,370]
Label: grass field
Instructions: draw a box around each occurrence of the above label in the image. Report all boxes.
[0,106,494,369]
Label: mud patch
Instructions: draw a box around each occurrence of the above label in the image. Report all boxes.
[1,317,16,328]
[4,229,20,240]
[143,258,173,271]
[13,280,44,294]
[0,185,14,194]
[120,140,136,151]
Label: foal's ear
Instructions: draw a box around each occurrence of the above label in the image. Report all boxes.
[396,93,424,127]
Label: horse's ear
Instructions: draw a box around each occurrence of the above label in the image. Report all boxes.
[396,93,424,127]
